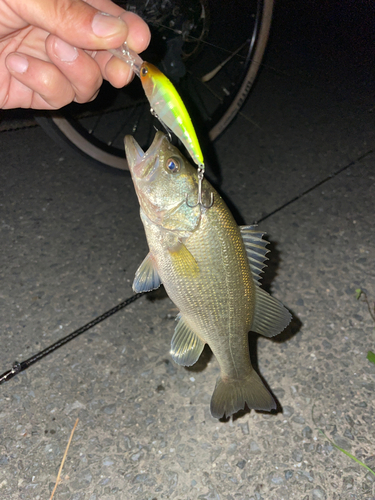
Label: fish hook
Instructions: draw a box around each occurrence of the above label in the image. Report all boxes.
[186,167,214,209]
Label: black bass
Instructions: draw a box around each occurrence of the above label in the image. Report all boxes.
[125,132,291,419]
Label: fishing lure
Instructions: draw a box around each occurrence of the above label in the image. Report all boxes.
[139,62,204,168]
[109,42,213,208]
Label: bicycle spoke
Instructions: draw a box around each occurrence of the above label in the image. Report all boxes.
[108,105,139,146]
[87,113,102,135]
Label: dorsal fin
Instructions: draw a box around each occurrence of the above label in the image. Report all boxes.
[240,225,269,284]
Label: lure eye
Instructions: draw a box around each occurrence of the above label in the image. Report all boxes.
[166,157,181,173]
[141,66,148,77]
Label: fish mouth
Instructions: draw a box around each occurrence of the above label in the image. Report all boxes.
[124,131,167,180]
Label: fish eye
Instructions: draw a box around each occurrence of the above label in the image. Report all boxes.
[166,157,181,173]
[141,66,148,77]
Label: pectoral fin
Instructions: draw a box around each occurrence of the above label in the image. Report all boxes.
[170,315,205,366]
[251,286,292,337]
[132,253,161,293]
[169,242,199,277]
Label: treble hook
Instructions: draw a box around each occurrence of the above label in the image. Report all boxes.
[186,166,214,209]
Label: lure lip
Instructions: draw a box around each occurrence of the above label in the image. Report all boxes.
[109,42,143,77]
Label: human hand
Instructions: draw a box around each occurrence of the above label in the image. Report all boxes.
[0,0,150,109]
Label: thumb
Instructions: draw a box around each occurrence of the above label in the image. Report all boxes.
[11,0,128,50]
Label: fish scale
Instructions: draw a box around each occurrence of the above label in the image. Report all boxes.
[126,132,292,419]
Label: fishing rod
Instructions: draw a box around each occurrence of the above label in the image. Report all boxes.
[0,293,144,385]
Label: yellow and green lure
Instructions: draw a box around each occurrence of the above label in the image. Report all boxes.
[139,62,204,169]
[109,42,212,208]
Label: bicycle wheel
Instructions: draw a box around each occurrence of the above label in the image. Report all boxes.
[35,0,273,171]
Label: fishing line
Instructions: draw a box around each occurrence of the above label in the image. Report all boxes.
[0,293,144,386]
[3,138,370,387]
[2,150,368,386]
[254,149,373,224]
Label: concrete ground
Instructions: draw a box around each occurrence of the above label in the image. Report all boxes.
[1,2,375,499]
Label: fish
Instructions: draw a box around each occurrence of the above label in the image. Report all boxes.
[125,131,291,419]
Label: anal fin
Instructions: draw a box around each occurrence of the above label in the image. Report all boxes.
[132,253,161,293]
[170,315,205,367]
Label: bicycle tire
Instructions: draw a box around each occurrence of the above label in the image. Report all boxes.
[36,0,273,171]
[208,0,273,140]
[35,113,128,170]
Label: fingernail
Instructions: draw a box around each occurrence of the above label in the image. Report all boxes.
[54,38,78,62]
[6,53,29,73]
[92,12,127,38]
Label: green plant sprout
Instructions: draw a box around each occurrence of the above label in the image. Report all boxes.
[309,290,375,476]
[367,351,375,365]
[312,405,375,477]
[318,430,375,477]
[355,288,375,364]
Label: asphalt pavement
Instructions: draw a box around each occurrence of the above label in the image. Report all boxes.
[1,1,375,499]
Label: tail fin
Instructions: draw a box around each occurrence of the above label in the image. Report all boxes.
[210,370,276,419]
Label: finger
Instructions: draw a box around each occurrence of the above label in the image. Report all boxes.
[83,0,150,51]
[11,0,129,50]
[91,12,150,87]
[101,55,135,88]
[118,11,151,53]
[45,35,103,103]
[5,52,76,109]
